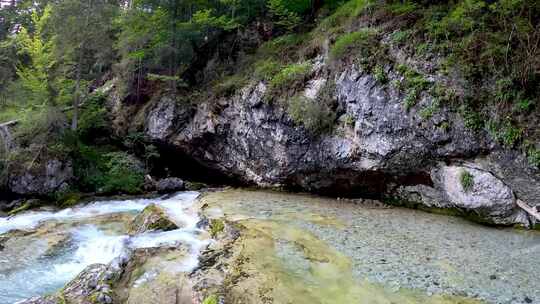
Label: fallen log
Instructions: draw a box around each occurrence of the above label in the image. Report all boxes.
[516,199,540,222]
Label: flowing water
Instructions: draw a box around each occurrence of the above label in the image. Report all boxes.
[1,189,539,304]
[0,192,208,304]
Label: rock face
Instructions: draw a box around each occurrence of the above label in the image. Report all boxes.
[156,177,185,194]
[128,204,179,234]
[107,62,540,226]
[395,164,529,225]
[8,158,73,197]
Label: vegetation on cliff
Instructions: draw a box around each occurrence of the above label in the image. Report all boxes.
[0,0,539,199]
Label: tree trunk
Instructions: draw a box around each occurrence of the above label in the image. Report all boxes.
[71,62,81,131]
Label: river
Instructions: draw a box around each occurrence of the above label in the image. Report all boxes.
[0,189,538,304]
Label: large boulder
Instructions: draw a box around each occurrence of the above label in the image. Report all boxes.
[394,163,530,225]
[128,204,179,235]
[8,158,73,197]
[156,177,185,194]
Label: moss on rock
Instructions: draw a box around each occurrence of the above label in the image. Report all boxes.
[128,204,178,235]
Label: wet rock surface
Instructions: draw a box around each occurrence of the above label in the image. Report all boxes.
[128,203,179,234]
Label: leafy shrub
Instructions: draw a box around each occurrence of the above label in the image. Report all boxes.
[514,99,534,113]
[254,59,283,82]
[330,28,379,60]
[460,169,474,192]
[459,105,483,131]
[419,100,440,120]
[527,147,540,168]
[398,64,431,92]
[268,0,311,31]
[259,33,308,60]
[15,107,68,146]
[202,295,219,304]
[77,92,109,140]
[213,75,248,97]
[390,29,412,44]
[287,95,335,134]
[319,0,374,32]
[404,89,419,110]
[373,65,388,84]
[487,119,524,148]
[500,123,523,148]
[209,219,225,237]
[386,1,418,15]
[102,151,145,194]
[64,134,145,194]
[270,62,312,90]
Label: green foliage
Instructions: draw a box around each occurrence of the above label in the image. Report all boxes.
[373,65,388,84]
[103,152,145,194]
[395,64,432,110]
[527,147,540,168]
[419,100,440,120]
[460,105,484,131]
[390,29,412,44]
[404,89,419,110]
[287,95,335,134]
[513,98,534,113]
[14,6,54,106]
[14,107,68,146]
[397,64,431,92]
[330,28,378,60]
[209,219,225,238]
[343,114,355,127]
[459,169,474,192]
[319,0,374,32]
[77,93,109,141]
[202,295,219,304]
[63,133,144,194]
[257,33,309,63]
[267,0,304,31]
[386,1,418,15]
[254,59,283,81]
[270,62,312,90]
[500,122,523,148]
[213,75,248,97]
[487,119,524,148]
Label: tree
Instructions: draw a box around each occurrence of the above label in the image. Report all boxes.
[50,0,118,130]
[15,5,54,106]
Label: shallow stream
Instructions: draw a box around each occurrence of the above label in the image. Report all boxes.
[0,189,539,304]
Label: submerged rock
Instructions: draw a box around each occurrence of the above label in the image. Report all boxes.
[128,203,179,234]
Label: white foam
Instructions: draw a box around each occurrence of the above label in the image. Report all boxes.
[0,191,208,304]
[53,225,129,279]
[0,191,201,234]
